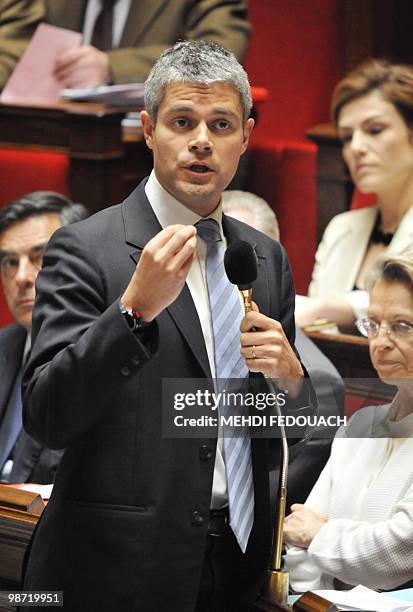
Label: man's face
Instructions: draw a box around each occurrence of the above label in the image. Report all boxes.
[141,82,254,216]
[0,213,62,331]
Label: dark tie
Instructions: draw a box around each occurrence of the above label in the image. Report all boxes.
[0,369,23,478]
[91,0,116,51]
[196,219,254,553]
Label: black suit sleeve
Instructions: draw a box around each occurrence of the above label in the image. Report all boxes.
[22,225,158,450]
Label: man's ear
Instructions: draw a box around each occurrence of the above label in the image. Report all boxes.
[241,117,254,155]
[140,110,154,150]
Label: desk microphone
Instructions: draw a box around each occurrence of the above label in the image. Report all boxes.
[224,239,290,606]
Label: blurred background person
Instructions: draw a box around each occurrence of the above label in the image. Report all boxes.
[0,0,43,90]
[284,248,413,592]
[0,191,87,483]
[0,0,251,90]
[296,59,413,329]
[222,190,345,507]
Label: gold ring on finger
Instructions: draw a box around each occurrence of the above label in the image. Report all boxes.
[251,345,256,359]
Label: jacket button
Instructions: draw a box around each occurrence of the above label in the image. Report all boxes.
[191,510,205,526]
[121,366,130,376]
[132,355,140,365]
[199,445,213,461]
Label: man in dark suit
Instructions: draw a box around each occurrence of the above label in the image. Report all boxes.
[0,191,86,484]
[0,0,250,89]
[22,41,315,611]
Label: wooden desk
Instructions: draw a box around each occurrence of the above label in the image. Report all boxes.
[0,506,38,592]
[306,124,353,243]
[306,331,395,402]
[0,101,153,212]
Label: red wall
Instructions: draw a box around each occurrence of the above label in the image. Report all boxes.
[246,0,342,141]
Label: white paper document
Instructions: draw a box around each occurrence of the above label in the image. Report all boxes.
[312,585,413,611]
[1,23,81,104]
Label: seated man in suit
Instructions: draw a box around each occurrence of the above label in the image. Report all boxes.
[0,191,87,483]
[21,41,315,611]
[0,0,251,89]
[222,190,345,506]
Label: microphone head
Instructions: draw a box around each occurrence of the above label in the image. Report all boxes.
[224,241,258,290]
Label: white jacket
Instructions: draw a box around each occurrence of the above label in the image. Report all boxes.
[308,205,413,318]
[285,400,413,591]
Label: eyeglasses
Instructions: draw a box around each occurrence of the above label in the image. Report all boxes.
[356,317,413,339]
[0,246,45,280]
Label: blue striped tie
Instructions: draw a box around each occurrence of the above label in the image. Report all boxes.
[196,219,254,553]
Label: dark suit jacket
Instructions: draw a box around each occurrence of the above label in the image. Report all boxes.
[285,327,345,507]
[22,179,314,611]
[44,0,251,82]
[0,323,62,484]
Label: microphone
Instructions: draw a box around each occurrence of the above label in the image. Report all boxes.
[224,239,290,606]
[224,240,257,314]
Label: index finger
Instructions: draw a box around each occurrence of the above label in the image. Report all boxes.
[240,310,282,333]
[55,47,83,70]
[147,224,196,251]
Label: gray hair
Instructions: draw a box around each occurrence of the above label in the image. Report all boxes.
[365,246,413,292]
[222,190,280,241]
[145,40,253,123]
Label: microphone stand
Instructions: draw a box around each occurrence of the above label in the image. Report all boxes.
[237,271,336,611]
[261,377,289,606]
[239,287,289,606]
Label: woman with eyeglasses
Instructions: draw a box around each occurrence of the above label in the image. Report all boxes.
[283,249,413,592]
[296,59,413,328]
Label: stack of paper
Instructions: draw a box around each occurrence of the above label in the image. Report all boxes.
[312,585,413,611]
[60,83,145,106]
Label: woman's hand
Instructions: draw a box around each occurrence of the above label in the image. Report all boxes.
[283,504,327,548]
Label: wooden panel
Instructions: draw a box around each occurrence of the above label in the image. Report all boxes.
[306,124,353,242]
[0,101,152,212]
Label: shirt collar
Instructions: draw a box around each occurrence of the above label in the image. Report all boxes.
[145,170,224,239]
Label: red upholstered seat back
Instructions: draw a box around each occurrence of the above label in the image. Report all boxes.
[0,149,69,328]
[245,0,341,142]
[246,138,317,294]
[244,0,341,293]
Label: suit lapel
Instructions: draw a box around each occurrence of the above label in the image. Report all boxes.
[121,0,170,46]
[122,181,211,378]
[0,325,26,423]
[340,208,377,291]
[389,204,413,253]
[9,431,42,483]
[45,0,87,32]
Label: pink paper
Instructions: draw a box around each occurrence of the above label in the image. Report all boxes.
[1,23,81,104]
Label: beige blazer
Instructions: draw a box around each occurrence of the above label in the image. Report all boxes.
[0,0,44,89]
[44,0,251,83]
[308,205,413,317]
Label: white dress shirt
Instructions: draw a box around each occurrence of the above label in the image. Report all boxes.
[145,171,229,509]
[83,0,132,48]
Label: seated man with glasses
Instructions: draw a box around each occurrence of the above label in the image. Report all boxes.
[0,191,86,483]
[283,248,413,593]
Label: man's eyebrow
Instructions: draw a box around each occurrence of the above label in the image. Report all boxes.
[165,105,239,118]
[0,242,47,258]
[29,242,47,252]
